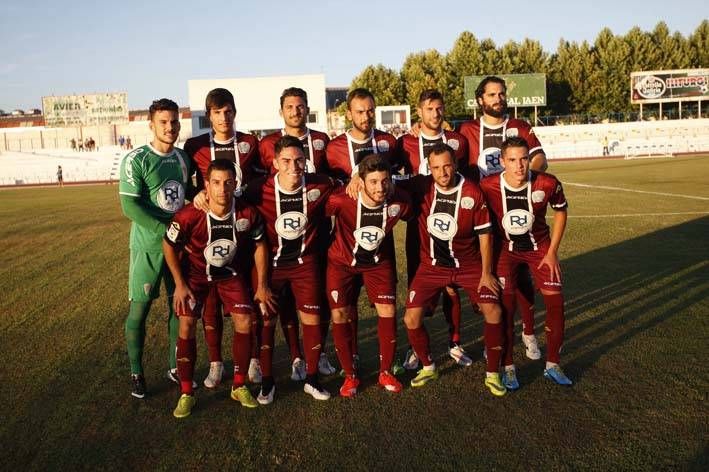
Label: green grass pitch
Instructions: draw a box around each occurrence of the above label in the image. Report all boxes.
[1,155,707,470]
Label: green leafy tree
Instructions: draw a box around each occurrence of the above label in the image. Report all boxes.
[548,39,597,114]
[445,32,485,116]
[400,49,447,120]
[349,64,404,106]
[688,20,709,67]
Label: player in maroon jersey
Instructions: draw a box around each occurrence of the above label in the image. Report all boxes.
[459,76,548,361]
[395,89,472,370]
[480,136,572,388]
[163,159,274,417]
[325,88,399,367]
[258,87,337,379]
[183,88,266,389]
[243,135,335,404]
[398,143,507,397]
[325,154,413,397]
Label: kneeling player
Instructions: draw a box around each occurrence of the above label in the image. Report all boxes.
[399,143,506,396]
[326,154,412,396]
[480,136,571,388]
[163,159,274,418]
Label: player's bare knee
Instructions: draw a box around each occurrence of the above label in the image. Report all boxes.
[232,313,251,333]
[480,303,502,324]
[179,316,197,338]
[331,308,348,324]
[376,303,396,318]
[404,308,422,328]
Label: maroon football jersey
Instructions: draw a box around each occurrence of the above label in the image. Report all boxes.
[395,130,469,176]
[243,173,334,267]
[184,131,264,191]
[399,174,492,268]
[325,187,412,267]
[458,117,544,178]
[480,171,567,252]
[258,128,330,174]
[325,129,399,182]
[164,199,264,282]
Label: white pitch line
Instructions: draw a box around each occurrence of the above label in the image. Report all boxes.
[557,211,709,218]
[565,182,709,201]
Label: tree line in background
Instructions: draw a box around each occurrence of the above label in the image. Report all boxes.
[347,21,709,122]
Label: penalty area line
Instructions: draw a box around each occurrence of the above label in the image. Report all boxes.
[565,182,709,201]
[549,211,709,219]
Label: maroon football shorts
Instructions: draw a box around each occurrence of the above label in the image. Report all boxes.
[326,260,397,308]
[406,260,498,309]
[496,240,563,294]
[270,259,322,314]
[179,275,253,318]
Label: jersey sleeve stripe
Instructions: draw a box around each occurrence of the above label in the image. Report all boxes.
[551,202,568,209]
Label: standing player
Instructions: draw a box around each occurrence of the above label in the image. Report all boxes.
[459,76,548,361]
[258,87,337,379]
[326,154,413,397]
[399,143,506,397]
[480,136,572,388]
[119,98,192,398]
[325,88,399,368]
[163,159,274,417]
[244,135,335,404]
[184,88,264,388]
[396,89,471,369]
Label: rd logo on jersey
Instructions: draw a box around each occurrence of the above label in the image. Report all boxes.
[204,238,237,267]
[354,226,385,251]
[276,211,307,240]
[427,213,458,241]
[502,209,534,235]
[157,180,185,213]
[481,147,502,175]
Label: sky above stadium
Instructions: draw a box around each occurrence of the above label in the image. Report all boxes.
[0,0,705,111]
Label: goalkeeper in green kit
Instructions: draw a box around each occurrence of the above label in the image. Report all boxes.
[119,98,194,398]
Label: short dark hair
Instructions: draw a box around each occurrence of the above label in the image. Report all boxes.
[280,87,308,108]
[500,136,529,157]
[205,88,235,115]
[358,154,391,180]
[475,76,507,101]
[206,158,237,180]
[274,135,304,157]
[148,98,178,120]
[347,88,375,109]
[418,89,444,105]
[427,142,455,163]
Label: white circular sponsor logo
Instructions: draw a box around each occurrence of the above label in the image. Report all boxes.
[204,239,237,267]
[275,211,307,240]
[532,190,546,203]
[307,188,321,202]
[501,209,534,235]
[157,180,185,213]
[448,138,460,151]
[388,204,400,218]
[635,75,666,99]
[427,213,458,240]
[461,196,475,209]
[480,147,502,176]
[505,128,519,138]
[313,139,325,151]
[354,226,385,251]
[237,141,251,154]
[376,139,390,152]
[235,218,250,232]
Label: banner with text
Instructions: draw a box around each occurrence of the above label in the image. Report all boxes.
[630,69,709,104]
[42,93,129,127]
[464,74,546,109]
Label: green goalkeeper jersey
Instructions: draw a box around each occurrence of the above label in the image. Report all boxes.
[119,143,192,251]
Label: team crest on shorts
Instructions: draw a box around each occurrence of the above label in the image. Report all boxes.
[448,139,459,151]
[235,218,250,232]
[460,197,475,209]
[388,204,400,217]
[532,190,546,203]
[307,189,321,202]
[330,290,339,303]
[498,277,506,289]
[376,140,390,152]
[143,283,152,296]
[506,128,519,138]
[409,291,416,303]
[313,139,325,151]
[237,141,251,154]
